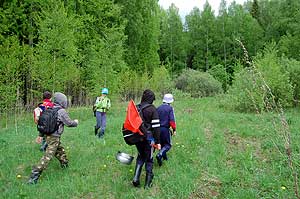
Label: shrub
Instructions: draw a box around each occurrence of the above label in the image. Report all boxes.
[175,69,223,98]
[150,66,173,96]
[118,69,149,101]
[281,58,300,105]
[224,44,294,112]
[223,68,266,112]
[208,64,229,91]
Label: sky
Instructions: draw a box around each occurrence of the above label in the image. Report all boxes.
[158,0,247,17]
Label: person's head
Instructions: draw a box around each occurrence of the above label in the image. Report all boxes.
[101,88,109,95]
[53,92,68,108]
[163,93,174,104]
[141,89,155,104]
[43,91,52,100]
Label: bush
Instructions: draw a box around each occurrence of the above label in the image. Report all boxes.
[208,64,229,91]
[175,69,223,98]
[222,68,266,112]
[149,66,173,96]
[224,44,294,112]
[281,58,300,105]
[118,69,149,101]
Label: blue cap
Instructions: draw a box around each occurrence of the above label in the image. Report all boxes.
[102,88,108,94]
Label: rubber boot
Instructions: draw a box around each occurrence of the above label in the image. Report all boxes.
[144,172,154,189]
[162,153,168,161]
[98,129,104,139]
[94,126,99,136]
[27,168,42,184]
[132,163,143,187]
[156,154,163,166]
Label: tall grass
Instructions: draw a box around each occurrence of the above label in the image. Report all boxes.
[0,97,300,198]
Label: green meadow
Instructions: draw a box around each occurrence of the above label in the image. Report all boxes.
[1,96,300,198]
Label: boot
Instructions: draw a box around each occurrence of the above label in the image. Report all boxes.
[132,163,143,187]
[27,168,42,184]
[99,129,104,139]
[60,160,69,168]
[144,172,154,189]
[156,154,163,166]
[94,126,99,136]
[162,153,168,161]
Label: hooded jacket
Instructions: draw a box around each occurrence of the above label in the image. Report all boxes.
[139,89,160,144]
[50,92,78,137]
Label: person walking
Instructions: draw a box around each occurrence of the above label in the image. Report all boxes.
[156,94,176,166]
[28,92,79,184]
[34,91,54,152]
[132,89,161,189]
[94,88,111,138]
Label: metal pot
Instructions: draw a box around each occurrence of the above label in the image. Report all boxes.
[116,151,134,165]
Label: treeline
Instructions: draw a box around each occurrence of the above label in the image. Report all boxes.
[0,0,300,112]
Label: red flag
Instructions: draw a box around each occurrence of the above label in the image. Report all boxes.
[123,100,143,135]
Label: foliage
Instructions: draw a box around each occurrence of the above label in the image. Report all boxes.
[254,44,293,108]
[224,44,294,112]
[222,68,265,113]
[159,4,186,74]
[281,58,300,105]
[149,66,173,96]
[0,36,21,111]
[118,69,150,101]
[208,64,229,91]
[175,69,223,98]
[116,0,160,73]
[1,0,300,111]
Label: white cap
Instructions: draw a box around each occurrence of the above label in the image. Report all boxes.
[163,94,174,103]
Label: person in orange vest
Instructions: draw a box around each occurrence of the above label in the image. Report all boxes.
[132,89,161,189]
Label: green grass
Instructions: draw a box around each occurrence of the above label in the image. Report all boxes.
[1,97,300,198]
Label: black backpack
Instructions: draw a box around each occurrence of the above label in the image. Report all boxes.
[122,103,152,145]
[37,107,61,135]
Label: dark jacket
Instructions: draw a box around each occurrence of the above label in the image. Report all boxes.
[139,90,160,144]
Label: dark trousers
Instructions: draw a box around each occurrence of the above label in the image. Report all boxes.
[158,127,172,158]
[135,140,154,174]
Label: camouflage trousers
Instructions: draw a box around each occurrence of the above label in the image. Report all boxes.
[34,135,68,171]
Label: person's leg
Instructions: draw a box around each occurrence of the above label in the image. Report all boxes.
[144,141,154,188]
[156,127,170,166]
[99,112,106,137]
[160,128,172,160]
[132,141,146,187]
[40,136,48,152]
[95,111,102,136]
[28,136,59,184]
[55,141,68,168]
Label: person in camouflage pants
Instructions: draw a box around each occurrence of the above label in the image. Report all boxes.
[36,136,68,170]
[28,92,78,184]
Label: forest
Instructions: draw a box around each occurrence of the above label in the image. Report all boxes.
[0,0,300,113]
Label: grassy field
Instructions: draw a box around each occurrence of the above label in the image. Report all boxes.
[1,96,300,198]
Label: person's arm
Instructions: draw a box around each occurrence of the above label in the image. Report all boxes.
[169,107,176,135]
[59,109,78,127]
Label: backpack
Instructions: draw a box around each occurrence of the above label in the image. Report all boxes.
[122,100,152,145]
[37,107,61,135]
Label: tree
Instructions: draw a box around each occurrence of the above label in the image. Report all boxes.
[159,3,186,75]
[116,0,160,73]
